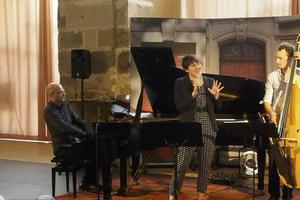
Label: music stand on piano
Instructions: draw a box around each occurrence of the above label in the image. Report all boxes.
[248,122,278,199]
[245,122,278,200]
[248,122,278,138]
[216,121,278,199]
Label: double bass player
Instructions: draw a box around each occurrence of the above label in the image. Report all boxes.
[263,42,300,200]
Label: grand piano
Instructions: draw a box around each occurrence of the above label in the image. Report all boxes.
[96,47,273,194]
[129,46,268,146]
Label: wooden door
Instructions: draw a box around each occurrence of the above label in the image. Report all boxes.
[219,39,266,82]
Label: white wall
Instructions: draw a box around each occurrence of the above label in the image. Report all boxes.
[181,0,291,18]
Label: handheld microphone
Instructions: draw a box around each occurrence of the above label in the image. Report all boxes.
[195,73,202,90]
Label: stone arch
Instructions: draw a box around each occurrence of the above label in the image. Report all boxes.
[206,25,276,79]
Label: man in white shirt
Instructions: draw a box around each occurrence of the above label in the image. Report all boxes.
[263,42,300,200]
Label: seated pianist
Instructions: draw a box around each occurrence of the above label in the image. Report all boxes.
[44,82,112,200]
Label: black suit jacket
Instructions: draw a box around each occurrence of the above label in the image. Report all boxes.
[174,75,222,132]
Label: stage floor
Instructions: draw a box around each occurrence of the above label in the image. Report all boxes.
[57,167,300,200]
[2,159,299,200]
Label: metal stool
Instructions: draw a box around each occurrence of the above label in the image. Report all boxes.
[51,157,84,198]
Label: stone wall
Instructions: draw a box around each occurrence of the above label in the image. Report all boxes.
[128,0,181,17]
[57,0,182,121]
[58,0,130,121]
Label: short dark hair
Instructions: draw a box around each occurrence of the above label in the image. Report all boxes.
[181,55,203,70]
[278,42,295,58]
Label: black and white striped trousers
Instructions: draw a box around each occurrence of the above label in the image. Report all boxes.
[169,135,215,195]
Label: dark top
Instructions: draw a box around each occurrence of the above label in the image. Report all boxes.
[44,101,87,156]
[174,75,222,132]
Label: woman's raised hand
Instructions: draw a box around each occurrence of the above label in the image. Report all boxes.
[208,80,224,100]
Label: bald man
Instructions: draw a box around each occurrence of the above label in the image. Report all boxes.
[44,83,95,187]
[44,83,88,157]
[44,83,112,200]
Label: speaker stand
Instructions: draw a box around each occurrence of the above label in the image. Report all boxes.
[80,78,85,119]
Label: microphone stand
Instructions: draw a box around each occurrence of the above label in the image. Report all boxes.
[95,122,100,200]
[81,78,85,119]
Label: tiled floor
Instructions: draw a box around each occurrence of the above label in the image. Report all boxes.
[0,140,75,200]
[0,159,83,200]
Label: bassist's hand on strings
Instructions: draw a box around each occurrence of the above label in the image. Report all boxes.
[269,111,278,127]
[264,102,278,127]
[294,51,300,60]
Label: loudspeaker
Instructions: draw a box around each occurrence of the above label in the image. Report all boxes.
[71,49,91,79]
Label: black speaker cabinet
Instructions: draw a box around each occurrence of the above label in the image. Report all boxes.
[71,49,91,79]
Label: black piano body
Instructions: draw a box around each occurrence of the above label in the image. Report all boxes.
[130,46,269,148]
[96,47,274,194]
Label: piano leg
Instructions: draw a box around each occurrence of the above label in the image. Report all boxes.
[99,140,113,199]
[131,153,140,180]
[118,153,141,195]
[118,154,127,195]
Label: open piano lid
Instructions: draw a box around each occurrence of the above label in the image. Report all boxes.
[204,73,265,119]
[131,47,186,117]
[130,46,265,119]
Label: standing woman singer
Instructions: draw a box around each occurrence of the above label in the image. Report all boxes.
[169,55,224,200]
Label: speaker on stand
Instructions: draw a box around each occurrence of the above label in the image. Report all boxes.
[71,49,91,119]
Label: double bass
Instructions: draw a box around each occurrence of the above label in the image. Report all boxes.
[270,34,300,188]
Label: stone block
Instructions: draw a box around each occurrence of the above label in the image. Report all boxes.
[60,77,80,100]
[84,30,98,48]
[57,8,66,29]
[117,50,130,73]
[86,73,117,101]
[63,3,113,29]
[84,89,96,100]
[58,51,71,76]
[113,73,130,95]
[85,76,100,91]
[98,29,115,47]
[115,0,128,27]
[92,50,114,73]
[59,31,83,49]
[116,27,129,47]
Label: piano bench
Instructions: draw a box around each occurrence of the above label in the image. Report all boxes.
[51,157,84,198]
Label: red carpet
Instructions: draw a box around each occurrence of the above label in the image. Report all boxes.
[56,173,298,200]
